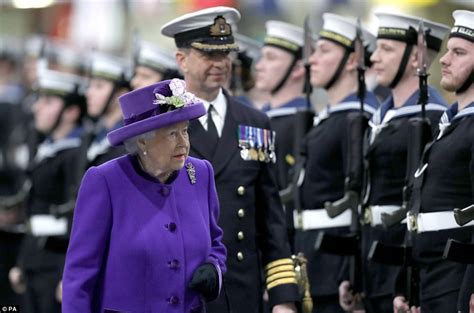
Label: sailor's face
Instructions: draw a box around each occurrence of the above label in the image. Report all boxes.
[309,39,345,88]
[131,66,164,90]
[370,39,407,87]
[255,46,294,92]
[32,94,64,133]
[440,37,473,92]
[86,77,114,118]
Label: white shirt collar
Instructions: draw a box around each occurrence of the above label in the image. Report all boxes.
[198,88,227,136]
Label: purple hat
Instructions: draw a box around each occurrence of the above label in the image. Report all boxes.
[107,79,205,146]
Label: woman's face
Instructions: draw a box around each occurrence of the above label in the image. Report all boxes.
[86,77,114,118]
[32,94,64,133]
[142,121,190,179]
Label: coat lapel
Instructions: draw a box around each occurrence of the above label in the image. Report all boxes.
[212,95,239,177]
[189,119,214,161]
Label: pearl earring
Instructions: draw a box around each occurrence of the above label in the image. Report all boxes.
[143,150,147,156]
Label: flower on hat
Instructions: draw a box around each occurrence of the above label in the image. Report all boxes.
[153,78,198,112]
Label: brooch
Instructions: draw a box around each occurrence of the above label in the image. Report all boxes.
[186,162,196,184]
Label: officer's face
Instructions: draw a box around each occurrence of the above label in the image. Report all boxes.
[177,48,231,96]
[255,46,294,92]
[131,66,164,90]
[86,78,115,118]
[141,121,190,180]
[440,38,473,92]
[370,39,408,87]
[32,94,64,133]
[309,39,345,88]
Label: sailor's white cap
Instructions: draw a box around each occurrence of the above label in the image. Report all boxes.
[449,10,473,42]
[264,20,304,56]
[89,52,130,83]
[135,41,179,73]
[375,11,450,51]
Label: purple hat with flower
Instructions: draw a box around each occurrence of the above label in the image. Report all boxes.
[107,79,205,146]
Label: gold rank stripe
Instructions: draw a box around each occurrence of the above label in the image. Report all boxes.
[319,30,352,48]
[267,277,298,290]
[266,264,295,276]
[264,36,300,52]
[264,258,293,271]
[191,42,239,51]
[266,271,297,284]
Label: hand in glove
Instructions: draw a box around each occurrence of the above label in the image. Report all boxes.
[188,263,219,301]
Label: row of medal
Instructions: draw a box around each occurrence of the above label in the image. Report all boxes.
[238,125,276,163]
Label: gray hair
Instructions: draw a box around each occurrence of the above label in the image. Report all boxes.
[123,130,157,155]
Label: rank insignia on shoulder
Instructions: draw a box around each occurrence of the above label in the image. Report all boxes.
[186,162,196,184]
[238,125,276,163]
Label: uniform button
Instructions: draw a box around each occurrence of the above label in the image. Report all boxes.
[237,186,245,196]
[237,251,244,261]
[161,187,170,196]
[237,231,244,241]
[168,295,179,304]
[165,222,177,232]
[168,259,180,269]
[237,208,245,218]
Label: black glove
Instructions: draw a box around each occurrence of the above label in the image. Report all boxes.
[188,263,219,301]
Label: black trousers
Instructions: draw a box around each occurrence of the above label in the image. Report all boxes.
[366,294,393,313]
[0,231,23,304]
[421,289,459,313]
[312,295,345,313]
[24,269,61,313]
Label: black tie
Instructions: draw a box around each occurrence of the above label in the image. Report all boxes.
[207,104,219,154]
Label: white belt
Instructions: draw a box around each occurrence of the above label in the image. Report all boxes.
[29,214,68,236]
[365,205,406,226]
[407,211,474,233]
[294,209,352,230]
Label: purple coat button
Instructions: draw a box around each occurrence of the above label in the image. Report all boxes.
[161,187,170,196]
[167,222,176,232]
[168,259,180,269]
[168,295,179,304]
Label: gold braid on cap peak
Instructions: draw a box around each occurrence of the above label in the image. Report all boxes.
[190,42,239,51]
[264,258,297,290]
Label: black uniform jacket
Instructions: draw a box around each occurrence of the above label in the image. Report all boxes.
[412,102,474,301]
[188,91,299,313]
[264,97,308,190]
[363,87,447,298]
[18,131,84,272]
[295,92,378,298]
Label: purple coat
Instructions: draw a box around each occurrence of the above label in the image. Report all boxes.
[62,155,226,313]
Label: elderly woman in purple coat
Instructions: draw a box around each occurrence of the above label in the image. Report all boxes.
[62,79,226,313]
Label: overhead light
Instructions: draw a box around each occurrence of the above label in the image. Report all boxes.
[12,0,55,9]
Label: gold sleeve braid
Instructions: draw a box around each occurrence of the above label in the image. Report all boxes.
[264,258,298,290]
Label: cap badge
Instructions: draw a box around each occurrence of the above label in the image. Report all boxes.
[210,16,231,36]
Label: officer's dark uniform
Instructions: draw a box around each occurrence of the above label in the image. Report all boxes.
[189,93,299,313]
[363,87,447,311]
[161,7,299,313]
[295,92,379,313]
[409,102,474,312]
